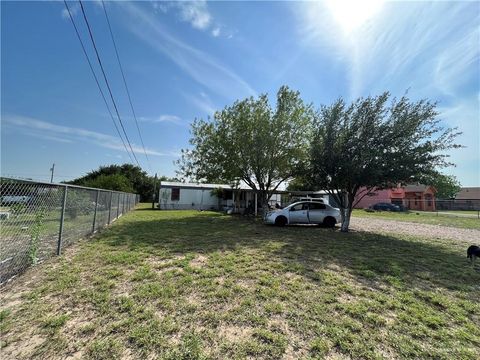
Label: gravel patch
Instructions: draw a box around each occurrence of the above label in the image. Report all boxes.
[350,217,480,244]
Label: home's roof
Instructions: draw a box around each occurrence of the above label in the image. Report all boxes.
[404,184,434,193]
[159,181,293,193]
[288,190,331,195]
[159,181,253,191]
[455,187,480,200]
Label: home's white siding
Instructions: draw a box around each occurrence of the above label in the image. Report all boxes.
[159,187,220,210]
[158,181,285,213]
[159,188,223,210]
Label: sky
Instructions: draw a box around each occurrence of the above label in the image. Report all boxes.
[1,0,479,186]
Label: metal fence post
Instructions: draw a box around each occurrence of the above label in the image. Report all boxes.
[57,186,68,256]
[92,190,100,233]
[107,191,113,224]
[116,192,120,219]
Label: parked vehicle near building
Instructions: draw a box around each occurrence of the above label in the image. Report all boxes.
[0,195,31,205]
[264,201,341,227]
[371,202,401,211]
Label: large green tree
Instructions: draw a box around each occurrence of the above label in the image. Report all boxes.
[427,172,461,199]
[69,164,177,201]
[177,86,313,210]
[82,174,134,193]
[304,93,460,232]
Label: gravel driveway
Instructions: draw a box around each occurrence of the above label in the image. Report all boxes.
[350,216,480,244]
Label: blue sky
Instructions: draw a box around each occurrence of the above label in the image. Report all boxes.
[1,1,479,186]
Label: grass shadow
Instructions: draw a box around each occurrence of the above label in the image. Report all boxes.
[100,209,479,294]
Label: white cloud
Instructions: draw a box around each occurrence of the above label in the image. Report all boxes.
[139,115,183,124]
[23,131,73,144]
[61,3,79,19]
[434,29,479,97]
[177,1,211,30]
[151,1,164,13]
[3,114,173,157]
[149,1,229,38]
[183,92,218,116]
[211,27,221,37]
[121,2,256,100]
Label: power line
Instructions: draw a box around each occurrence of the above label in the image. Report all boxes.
[101,0,152,172]
[78,0,140,167]
[62,0,134,163]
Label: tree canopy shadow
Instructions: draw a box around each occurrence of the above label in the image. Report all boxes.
[99,209,480,295]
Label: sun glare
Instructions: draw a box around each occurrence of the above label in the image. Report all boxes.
[326,0,384,33]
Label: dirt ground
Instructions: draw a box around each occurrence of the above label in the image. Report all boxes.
[351,216,480,244]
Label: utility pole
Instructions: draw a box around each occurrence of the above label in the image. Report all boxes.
[152,173,158,209]
[50,163,55,183]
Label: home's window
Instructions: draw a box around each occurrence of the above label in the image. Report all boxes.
[171,188,180,201]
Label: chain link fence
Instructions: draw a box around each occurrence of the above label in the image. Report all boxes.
[0,177,139,284]
[352,197,480,218]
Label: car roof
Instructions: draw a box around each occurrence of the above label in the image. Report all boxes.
[290,201,326,206]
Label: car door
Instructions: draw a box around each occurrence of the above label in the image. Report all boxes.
[308,202,327,224]
[288,203,309,224]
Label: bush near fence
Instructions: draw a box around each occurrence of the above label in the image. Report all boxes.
[0,177,139,284]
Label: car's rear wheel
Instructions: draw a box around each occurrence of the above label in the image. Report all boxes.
[275,216,287,227]
[323,216,336,228]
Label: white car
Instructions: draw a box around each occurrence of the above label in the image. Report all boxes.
[264,201,341,227]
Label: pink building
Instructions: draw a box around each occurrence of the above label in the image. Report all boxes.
[355,185,436,211]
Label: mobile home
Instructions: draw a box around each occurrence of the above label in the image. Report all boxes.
[158,181,282,214]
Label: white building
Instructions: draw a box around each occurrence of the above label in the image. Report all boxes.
[158,181,282,214]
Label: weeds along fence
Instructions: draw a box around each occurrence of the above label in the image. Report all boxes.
[0,177,139,284]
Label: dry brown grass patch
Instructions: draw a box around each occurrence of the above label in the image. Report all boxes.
[217,323,253,342]
[2,333,45,359]
[190,254,208,269]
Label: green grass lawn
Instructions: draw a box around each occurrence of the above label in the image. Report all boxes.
[1,204,479,359]
[437,210,480,215]
[352,209,480,229]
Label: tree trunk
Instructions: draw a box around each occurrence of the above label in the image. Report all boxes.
[340,207,352,232]
[260,191,269,216]
[340,209,346,229]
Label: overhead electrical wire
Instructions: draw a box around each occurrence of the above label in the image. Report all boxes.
[78,0,140,167]
[101,0,152,172]
[63,0,134,163]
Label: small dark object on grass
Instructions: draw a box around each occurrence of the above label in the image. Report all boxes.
[467,245,480,266]
[364,208,375,213]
